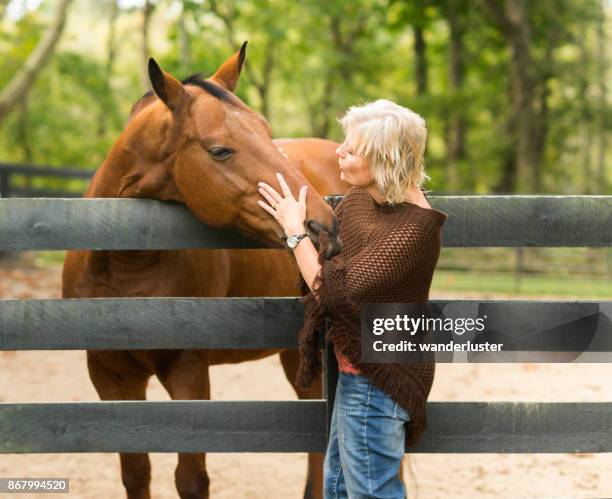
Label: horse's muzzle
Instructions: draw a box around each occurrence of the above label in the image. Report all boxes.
[306,218,342,259]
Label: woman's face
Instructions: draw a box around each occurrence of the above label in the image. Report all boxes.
[336,138,375,188]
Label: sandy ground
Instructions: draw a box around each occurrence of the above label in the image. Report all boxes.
[1,255,612,498]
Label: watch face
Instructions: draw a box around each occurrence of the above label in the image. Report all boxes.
[287,233,306,248]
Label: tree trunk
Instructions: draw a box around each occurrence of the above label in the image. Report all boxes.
[0,0,73,125]
[17,95,33,163]
[494,114,518,193]
[596,0,608,193]
[314,75,334,138]
[141,0,155,93]
[414,26,427,95]
[527,12,558,193]
[330,13,366,84]
[179,0,191,68]
[0,0,10,21]
[579,23,592,193]
[257,38,275,119]
[324,12,367,135]
[506,0,539,192]
[445,0,467,190]
[98,0,119,136]
[484,0,543,193]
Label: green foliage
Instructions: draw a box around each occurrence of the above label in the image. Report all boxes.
[1,50,120,167]
[0,0,609,194]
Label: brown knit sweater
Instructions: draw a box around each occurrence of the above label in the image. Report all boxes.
[296,186,448,447]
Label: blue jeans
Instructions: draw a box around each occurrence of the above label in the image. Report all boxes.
[323,372,411,499]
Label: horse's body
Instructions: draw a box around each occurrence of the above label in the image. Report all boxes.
[62,45,349,499]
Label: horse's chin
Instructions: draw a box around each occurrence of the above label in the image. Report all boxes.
[308,232,341,259]
[238,226,287,250]
[257,234,287,250]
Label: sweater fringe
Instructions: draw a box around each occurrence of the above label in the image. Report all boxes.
[295,232,333,389]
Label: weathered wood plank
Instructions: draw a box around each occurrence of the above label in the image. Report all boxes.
[1,401,611,453]
[0,401,326,453]
[1,299,610,351]
[0,198,263,250]
[416,402,612,453]
[0,297,304,350]
[432,195,612,247]
[0,196,609,250]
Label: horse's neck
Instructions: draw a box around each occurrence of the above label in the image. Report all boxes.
[84,165,115,198]
[85,149,181,202]
[83,150,178,270]
[85,144,135,199]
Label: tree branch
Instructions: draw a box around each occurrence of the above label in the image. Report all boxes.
[0,0,73,124]
[0,0,10,21]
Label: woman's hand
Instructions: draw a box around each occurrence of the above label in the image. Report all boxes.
[258,172,308,236]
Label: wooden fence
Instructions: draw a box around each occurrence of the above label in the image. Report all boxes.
[0,162,95,198]
[0,195,611,455]
[2,162,606,291]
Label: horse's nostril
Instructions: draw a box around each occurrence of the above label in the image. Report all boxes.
[306,219,323,235]
[305,219,341,258]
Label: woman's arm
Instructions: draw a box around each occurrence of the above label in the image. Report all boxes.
[257,172,322,292]
[290,237,321,292]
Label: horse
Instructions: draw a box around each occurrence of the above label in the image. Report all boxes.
[62,42,350,499]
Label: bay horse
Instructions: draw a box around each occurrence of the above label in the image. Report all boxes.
[62,43,350,499]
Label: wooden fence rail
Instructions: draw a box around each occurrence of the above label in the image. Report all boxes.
[0,196,610,250]
[0,298,609,351]
[0,163,95,198]
[2,401,611,454]
[0,195,611,456]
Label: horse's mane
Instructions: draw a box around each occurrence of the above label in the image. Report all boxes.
[128,73,240,120]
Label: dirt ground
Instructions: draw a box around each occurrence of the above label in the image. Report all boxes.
[1,254,612,498]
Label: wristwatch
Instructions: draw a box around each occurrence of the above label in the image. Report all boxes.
[286,232,308,249]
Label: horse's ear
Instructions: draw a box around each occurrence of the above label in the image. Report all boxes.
[148,58,188,111]
[210,41,247,92]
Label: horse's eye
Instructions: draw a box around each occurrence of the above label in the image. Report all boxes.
[208,147,234,161]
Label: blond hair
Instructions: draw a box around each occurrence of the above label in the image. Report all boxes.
[338,99,430,204]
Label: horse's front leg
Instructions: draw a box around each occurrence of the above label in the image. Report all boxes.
[156,349,212,499]
[87,350,153,499]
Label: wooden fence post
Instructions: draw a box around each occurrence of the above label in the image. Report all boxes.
[0,170,9,198]
[322,318,338,439]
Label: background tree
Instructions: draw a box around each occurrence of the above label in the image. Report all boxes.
[0,0,608,195]
[0,0,72,124]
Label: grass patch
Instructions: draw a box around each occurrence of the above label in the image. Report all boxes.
[34,251,66,267]
[432,270,611,299]
[27,252,611,299]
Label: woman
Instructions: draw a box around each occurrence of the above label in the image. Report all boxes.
[257,99,448,499]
